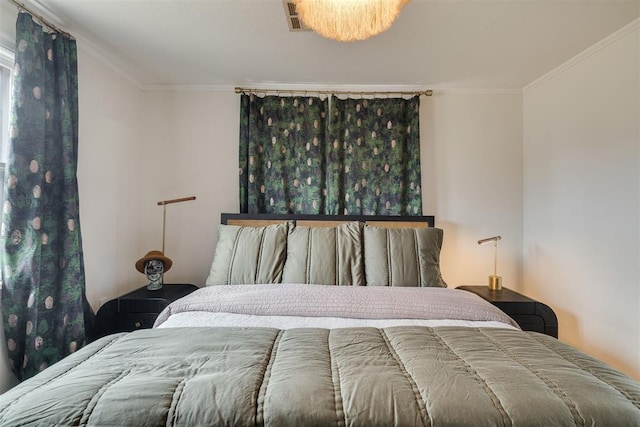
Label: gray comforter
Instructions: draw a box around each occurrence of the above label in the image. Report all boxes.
[0,327,639,426]
[0,285,639,426]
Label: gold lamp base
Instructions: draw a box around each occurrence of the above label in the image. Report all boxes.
[488,275,502,291]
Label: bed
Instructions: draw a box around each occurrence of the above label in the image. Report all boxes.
[0,214,638,426]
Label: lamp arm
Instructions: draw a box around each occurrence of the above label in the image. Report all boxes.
[478,235,501,245]
[494,240,498,276]
[158,195,196,255]
[158,196,196,206]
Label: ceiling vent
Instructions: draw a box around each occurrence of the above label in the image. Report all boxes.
[283,1,310,32]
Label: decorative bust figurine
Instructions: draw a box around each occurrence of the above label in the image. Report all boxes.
[135,250,173,291]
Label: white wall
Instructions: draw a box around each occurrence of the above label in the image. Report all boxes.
[423,93,523,288]
[421,92,522,290]
[523,25,640,379]
[134,90,239,286]
[132,91,524,292]
[76,47,144,308]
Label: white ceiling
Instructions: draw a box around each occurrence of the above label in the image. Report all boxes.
[22,0,640,90]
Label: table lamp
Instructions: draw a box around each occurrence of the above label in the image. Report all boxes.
[478,235,502,291]
[135,196,196,290]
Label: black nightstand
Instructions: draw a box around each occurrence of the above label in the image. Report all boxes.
[457,286,558,338]
[92,284,198,341]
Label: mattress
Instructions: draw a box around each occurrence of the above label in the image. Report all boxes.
[0,284,638,426]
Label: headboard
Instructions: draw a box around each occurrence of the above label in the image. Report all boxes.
[220,213,435,228]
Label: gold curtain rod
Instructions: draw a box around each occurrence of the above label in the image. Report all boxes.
[235,87,432,97]
[8,0,72,38]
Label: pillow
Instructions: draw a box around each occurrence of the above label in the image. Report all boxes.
[364,226,447,287]
[205,222,290,285]
[281,221,365,286]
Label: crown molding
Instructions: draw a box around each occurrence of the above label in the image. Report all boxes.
[143,83,434,93]
[75,39,144,90]
[429,87,522,95]
[11,2,527,95]
[21,0,630,96]
[24,0,145,90]
[142,84,234,92]
[19,0,67,30]
[143,83,521,95]
[523,17,640,93]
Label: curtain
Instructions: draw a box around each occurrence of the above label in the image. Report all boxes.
[1,13,92,381]
[240,94,329,214]
[326,96,422,215]
[239,94,422,216]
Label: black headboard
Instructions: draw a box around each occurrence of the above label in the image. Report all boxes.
[221,213,435,228]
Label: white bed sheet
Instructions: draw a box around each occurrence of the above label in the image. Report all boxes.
[156,311,519,330]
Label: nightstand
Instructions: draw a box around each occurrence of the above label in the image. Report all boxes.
[457,286,558,338]
[92,284,198,341]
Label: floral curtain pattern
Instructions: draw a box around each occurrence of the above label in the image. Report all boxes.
[1,13,91,381]
[240,94,329,214]
[326,96,422,215]
[239,93,422,215]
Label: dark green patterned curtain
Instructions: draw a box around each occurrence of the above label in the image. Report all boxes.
[239,94,422,215]
[240,94,329,213]
[326,96,422,215]
[1,13,92,381]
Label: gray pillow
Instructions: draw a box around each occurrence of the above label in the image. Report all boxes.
[281,221,365,286]
[205,222,290,285]
[364,226,447,287]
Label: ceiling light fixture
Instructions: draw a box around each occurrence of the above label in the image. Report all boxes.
[293,0,410,42]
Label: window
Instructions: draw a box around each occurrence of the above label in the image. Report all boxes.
[0,42,12,169]
[0,38,14,285]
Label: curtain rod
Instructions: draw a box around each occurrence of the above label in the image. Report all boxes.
[8,0,72,38]
[235,87,432,97]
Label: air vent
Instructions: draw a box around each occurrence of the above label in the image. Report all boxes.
[283,0,310,32]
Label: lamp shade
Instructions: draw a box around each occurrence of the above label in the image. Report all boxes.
[294,0,410,42]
